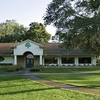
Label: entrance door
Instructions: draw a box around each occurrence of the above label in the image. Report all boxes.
[26,54,34,68]
[26,58,34,68]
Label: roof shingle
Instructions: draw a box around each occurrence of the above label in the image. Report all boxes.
[0,42,93,56]
[0,43,16,55]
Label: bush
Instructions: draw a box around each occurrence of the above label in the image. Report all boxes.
[8,65,23,72]
[30,66,42,72]
[97,61,100,66]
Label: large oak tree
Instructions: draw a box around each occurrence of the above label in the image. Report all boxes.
[43,0,100,55]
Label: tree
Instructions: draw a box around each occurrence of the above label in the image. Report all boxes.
[89,0,100,11]
[0,20,51,43]
[43,0,100,55]
[24,22,51,43]
[0,20,27,42]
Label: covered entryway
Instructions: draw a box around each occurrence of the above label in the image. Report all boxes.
[13,40,43,67]
[26,54,34,68]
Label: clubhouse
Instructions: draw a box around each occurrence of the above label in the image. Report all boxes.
[0,39,96,68]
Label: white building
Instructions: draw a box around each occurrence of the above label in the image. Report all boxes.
[0,39,96,68]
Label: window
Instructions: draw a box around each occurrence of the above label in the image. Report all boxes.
[79,57,91,64]
[44,58,57,64]
[27,59,29,64]
[62,58,74,64]
[26,54,34,58]
[0,56,4,62]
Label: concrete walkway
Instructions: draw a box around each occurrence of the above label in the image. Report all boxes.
[1,70,100,95]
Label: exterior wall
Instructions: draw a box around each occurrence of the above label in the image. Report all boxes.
[17,56,25,67]
[14,41,43,56]
[0,56,13,64]
[0,56,13,67]
[0,55,97,67]
[17,56,40,67]
[13,40,43,66]
[34,56,40,66]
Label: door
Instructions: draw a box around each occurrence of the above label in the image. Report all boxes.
[26,58,34,68]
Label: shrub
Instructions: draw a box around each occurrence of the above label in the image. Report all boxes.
[8,65,23,72]
[97,61,100,66]
[30,66,42,72]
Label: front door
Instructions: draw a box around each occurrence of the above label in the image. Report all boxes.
[26,54,34,68]
[26,58,34,68]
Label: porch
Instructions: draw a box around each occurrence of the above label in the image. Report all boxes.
[43,56,96,67]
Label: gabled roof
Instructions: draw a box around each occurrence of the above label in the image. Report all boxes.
[0,40,95,56]
[41,43,94,56]
[0,43,16,55]
[13,39,44,48]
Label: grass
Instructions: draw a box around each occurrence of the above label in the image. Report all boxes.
[0,76,100,100]
[36,74,100,88]
[1,67,100,73]
[41,68,100,73]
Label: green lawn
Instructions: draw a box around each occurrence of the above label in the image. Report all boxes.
[41,68,100,73]
[1,67,100,73]
[36,74,100,88]
[0,76,100,100]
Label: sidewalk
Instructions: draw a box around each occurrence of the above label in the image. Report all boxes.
[36,80,100,95]
[24,74,100,95]
[21,70,100,95]
[0,70,100,95]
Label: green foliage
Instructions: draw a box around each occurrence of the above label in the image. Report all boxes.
[44,0,100,55]
[89,0,100,11]
[30,66,42,72]
[8,65,23,72]
[0,68,8,73]
[0,20,51,43]
[24,22,51,43]
[0,20,27,42]
[97,60,100,66]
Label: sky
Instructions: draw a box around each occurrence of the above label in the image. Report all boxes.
[0,0,56,36]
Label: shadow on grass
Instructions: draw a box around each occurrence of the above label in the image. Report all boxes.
[0,87,59,95]
[0,83,38,89]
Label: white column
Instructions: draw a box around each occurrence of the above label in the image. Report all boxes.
[57,57,59,66]
[43,57,44,66]
[75,57,78,66]
[14,55,17,65]
[58,57,61,66]
[92,57,96,66]
[40,55,42,65]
